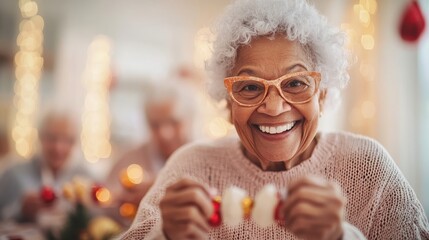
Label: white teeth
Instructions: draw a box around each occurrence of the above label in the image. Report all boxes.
[258,122,296,134]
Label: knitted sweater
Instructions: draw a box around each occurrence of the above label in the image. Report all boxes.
[119,131,429,239]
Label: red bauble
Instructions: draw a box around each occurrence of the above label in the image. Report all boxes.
[208,199,222,227]
[274,200,282,222]
[400,0,426,42]
[40,186,56,204]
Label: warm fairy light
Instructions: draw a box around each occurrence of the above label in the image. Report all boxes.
[95,187,111,204]
[20,1,38,18]
[120,164,144,189]
[359,61,375,80]
[361,101,376,119]
[126,164,144,185]
[194,27,214,69]
[345,0,377,135]
[368,0,377,14]
[359,9,370,24]
[360,0,377,14]
[207,117,232,138]
[361,34,375,50]
[354,4,363,15]
[12,0,44,158]
[62,183,76,201]
[120,170,134,189]
[81,35,113,162]
[119,203,137,219]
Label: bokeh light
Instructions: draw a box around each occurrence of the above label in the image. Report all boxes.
[119,203,137,219]
[95,187,111,204]
[81,35,113,162]
[12,0,44,158]
[126,164,144,185]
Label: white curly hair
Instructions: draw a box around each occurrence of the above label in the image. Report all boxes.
[207,0,350,108]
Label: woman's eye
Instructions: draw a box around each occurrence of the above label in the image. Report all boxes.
[243,84,261,91]
[287,80,304,88]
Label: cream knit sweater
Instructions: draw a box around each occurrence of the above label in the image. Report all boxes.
[119,132,429,239]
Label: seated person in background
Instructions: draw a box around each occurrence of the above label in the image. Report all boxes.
[106,80,197,223]
[0,110,90,224]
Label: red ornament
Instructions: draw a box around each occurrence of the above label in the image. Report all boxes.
[208,198,222,227]
[400,0,426,43]
[274,200,282,222]
[40,186,56,204]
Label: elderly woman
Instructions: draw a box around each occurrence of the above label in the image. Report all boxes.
[120,0,429,239]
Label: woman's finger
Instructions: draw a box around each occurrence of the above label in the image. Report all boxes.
[162,205,211,232]
[162,187,214,218]
[281,186,344,219]
[167,178,210,194]
[287,175,331,193]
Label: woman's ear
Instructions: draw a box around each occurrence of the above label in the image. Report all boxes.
[318,89,327,114]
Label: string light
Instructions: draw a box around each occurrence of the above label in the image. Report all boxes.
[361,100,376,119]
[119,203,137,219]
[361,34,375,50]
[206,117,233,139]
[126,164,144,185]
[359,9,371,24]
[120,164,144,189]
[81,36,113,163]
[95,187,111,204]
[194,27,214,69]
[12,0,44,158]
[343,1,378,136]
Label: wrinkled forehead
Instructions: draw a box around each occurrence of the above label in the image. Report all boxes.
[145,100,180,120]
[231,36,314,77]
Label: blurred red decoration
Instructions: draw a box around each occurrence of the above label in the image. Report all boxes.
[208,198,221,227]
[400,0,426,43]
[274,200,282,222]
[40,186,56,204]
[91,184,102,202]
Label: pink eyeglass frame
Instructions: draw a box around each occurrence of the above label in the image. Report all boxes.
[224,71,321,107]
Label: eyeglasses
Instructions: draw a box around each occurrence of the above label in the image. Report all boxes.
[224,71,321,107]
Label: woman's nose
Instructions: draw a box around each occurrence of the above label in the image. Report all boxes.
[257,87,292,116]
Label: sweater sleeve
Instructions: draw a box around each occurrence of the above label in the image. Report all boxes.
[367,162,429,239]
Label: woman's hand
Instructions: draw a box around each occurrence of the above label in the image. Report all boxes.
[160,178,214,240]
[279,176,346,240]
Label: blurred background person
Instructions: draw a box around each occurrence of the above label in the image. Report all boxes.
[0,110,91,225]
[106,79,198,226]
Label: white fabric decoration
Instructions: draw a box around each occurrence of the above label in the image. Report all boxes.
[252,184,278,228]
[221,186,247,227]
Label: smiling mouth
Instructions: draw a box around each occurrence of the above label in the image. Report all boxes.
[256,121,299,135]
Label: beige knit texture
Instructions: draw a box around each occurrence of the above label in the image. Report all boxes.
[119,132,429,239]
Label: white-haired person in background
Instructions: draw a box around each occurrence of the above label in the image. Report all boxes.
[106,80,198,225]
[0,110,91,224]
[120,0,429,239]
